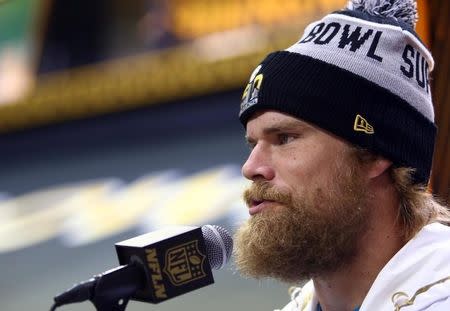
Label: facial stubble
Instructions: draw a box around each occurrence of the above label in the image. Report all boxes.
[233,159,370,284]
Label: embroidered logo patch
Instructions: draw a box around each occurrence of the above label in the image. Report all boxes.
[353,114,374,134]
[240,65,263,116]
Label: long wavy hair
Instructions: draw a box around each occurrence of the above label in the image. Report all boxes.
[352,147,450,241]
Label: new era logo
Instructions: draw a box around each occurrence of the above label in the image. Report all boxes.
[354,114,374,134]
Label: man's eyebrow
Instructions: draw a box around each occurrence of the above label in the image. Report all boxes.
[262,120,309,135]
[245,120,310,144]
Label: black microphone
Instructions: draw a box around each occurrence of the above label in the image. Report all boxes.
[51,225,233,311]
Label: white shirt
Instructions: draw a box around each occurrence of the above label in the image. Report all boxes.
[276,223,450,311]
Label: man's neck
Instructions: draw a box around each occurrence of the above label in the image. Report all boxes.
[313,181,404,311]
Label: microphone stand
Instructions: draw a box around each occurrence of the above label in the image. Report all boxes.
[52,264,145,311]
[90,265,142,311]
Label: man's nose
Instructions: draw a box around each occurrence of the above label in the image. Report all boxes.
[242,144,275,181]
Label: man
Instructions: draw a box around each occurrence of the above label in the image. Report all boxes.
[233,0,450,310]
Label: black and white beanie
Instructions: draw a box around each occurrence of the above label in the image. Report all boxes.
[239,0,436,185]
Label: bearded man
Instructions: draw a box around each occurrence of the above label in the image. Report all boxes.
[233,1,450,310]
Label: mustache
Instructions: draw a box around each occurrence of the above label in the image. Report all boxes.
[243,181,292,207]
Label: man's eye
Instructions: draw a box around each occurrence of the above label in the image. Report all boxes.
[246,141,256,150]
[278,133,296,145]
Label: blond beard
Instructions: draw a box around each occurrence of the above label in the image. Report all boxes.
[233,157,369,284]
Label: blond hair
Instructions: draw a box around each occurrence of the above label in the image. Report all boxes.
[391,167,450,240]
[352,147,450,241]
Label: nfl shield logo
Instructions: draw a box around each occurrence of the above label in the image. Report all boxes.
[163,240,207,286]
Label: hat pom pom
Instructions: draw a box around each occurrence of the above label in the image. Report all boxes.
[347,0,418,28]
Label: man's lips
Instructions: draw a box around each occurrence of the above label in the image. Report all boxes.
[248,200,277,215]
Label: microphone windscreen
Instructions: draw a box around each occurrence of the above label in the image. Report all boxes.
[201,225,233,270]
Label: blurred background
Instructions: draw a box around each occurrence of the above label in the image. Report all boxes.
[0,0,448,310]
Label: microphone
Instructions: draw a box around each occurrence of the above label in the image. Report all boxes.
[51,225,233,311]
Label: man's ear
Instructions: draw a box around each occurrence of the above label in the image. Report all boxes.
[367,157,392,179]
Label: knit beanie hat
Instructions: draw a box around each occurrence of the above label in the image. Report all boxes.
[239,0,436,185]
